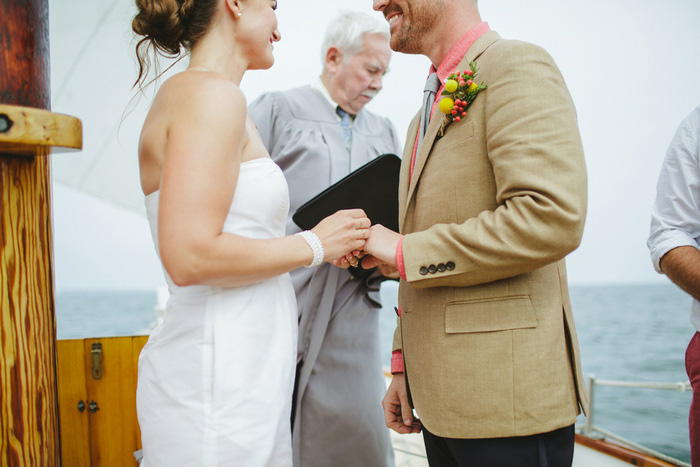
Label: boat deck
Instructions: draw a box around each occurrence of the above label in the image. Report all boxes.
[389,431,679,467]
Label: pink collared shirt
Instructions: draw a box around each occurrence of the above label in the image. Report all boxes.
[409,21,491,179]
[392,22,490,372]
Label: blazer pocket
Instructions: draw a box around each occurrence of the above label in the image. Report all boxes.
[445,295,537,334]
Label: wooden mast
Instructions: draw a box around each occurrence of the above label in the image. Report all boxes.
[1,0,81,464]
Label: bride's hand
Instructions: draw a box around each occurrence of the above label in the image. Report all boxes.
[331,250,365,269]
[312,209,370,262]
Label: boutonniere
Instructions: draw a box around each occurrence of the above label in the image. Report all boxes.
[437,61,486,136]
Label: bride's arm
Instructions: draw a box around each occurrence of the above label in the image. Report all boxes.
[157,78,366,288]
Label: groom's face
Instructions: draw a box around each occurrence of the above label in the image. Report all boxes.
[373,0,445,54]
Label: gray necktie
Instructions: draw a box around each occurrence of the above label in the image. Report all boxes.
[336,106,352,148]
[418,72,441,150]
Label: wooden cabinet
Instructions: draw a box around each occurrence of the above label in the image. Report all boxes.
[57,336,148,466]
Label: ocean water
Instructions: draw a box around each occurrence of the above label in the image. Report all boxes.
[56,282,693,462]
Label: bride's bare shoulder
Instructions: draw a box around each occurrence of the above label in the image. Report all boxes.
[153,70,246,115]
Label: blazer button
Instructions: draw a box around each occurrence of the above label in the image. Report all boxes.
[428,264,437,274]
[419,266,429,275]
[446,261,456,270]
[437,263,446,272]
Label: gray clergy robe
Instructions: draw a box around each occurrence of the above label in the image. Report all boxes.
[249,85,401,467]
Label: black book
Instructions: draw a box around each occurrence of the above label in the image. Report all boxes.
[293,153,401,279]
[293,153,401,232]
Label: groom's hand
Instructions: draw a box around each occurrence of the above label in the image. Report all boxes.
[383,373,422,434]
[359,257,400,278]
[363,224,401,268]
[376,263,400,278]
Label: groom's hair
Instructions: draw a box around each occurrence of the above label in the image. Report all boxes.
[320,11,390,65]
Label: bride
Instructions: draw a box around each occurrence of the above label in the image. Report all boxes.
[131,0,370,465]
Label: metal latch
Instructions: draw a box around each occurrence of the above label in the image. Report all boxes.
[91,342,102,380]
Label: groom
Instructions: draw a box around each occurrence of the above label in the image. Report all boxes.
[362,0,589,464]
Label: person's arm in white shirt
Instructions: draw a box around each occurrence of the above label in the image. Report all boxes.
[659,246,700,301]
[648,107,700,297]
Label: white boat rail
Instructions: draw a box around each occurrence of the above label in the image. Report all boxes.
[582,374,692,467]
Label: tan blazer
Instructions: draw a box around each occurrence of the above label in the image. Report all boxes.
[395,31,589,439]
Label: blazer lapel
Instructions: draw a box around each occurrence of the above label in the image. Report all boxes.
[398,113,420,231]
[403,106,445,215]
[401,31,501,231]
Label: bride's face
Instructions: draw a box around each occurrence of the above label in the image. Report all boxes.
[236,0,281,71]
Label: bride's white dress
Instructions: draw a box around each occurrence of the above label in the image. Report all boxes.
[138,157,298,466]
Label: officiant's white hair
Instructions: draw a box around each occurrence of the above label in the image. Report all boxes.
[320,11,390,65]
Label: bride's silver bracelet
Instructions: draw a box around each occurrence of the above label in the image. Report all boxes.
[296,230,324,268]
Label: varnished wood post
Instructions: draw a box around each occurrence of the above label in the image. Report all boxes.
[1,0,60,464]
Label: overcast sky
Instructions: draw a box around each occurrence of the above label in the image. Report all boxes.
[49,0,700,291]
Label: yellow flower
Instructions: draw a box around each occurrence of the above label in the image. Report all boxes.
[444,79,459,93]
[468,83,479,92]
[438,97,455,114]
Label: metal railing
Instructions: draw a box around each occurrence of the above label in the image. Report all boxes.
[582,374,692,467]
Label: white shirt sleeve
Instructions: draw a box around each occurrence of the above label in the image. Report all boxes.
[648,106,700,273]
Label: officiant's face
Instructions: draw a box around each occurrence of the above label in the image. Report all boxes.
[329,33,391,115]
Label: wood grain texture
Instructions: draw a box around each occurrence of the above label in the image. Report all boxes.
[575,434,677,467]
[56,339,90,466]
[56,336,148,466]
[86,337,144,466]
[1,0,61,464]
[0,104,82,156]
[0,0,50,108]
[0,151,60,465]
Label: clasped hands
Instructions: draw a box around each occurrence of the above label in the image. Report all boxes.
[310,209,399,275]
[331,222,402,278]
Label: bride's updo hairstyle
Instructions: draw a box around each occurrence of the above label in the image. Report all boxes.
[132,0,218,88]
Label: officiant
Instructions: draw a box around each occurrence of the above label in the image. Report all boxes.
[249,11,401,467]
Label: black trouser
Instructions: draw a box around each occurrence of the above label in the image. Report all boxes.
[423,424,575,467]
